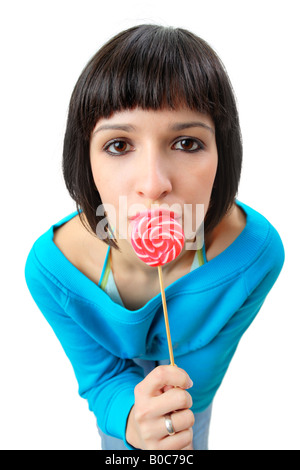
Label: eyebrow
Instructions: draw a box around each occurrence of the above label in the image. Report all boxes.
[170,121,214,134]
[93,120,214,135]
[93,124,135,135]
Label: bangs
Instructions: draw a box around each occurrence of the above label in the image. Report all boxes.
[64,24,242,242]
[74,25,227,139]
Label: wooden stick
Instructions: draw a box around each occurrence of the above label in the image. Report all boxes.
[157,265,175,366]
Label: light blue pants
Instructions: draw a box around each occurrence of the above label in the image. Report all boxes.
[97,358,212,451]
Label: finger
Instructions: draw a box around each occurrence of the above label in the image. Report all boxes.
[137,365,193,397]
[159,428,193,451]
[142,408,195,441]
[158,409,194,440]
[181,444,194,450]
[153,387,193,416]
[166,409,195,435]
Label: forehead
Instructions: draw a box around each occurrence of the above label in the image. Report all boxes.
[92,107,215,135]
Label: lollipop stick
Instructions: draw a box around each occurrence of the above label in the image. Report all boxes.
[157,265,175,367]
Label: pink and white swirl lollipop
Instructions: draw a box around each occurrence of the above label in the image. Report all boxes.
[131,210,185,267]
[131,209,185,366]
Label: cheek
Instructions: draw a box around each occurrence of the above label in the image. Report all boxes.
[188,154,218,198]
[180,156,218,238]
[90,156,101,189]
[206,162,218,192]
[91,155,129,197]
[203,152,218,190]
[206,149,218,178]
[90,157,112,201]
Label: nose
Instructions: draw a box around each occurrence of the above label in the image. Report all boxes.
[134,149,172,201]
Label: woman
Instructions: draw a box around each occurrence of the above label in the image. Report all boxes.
[25,24,284,450]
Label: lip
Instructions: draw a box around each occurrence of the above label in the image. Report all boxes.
[129,208,181,221]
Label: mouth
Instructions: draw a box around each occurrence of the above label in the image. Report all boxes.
[128,208,181,221]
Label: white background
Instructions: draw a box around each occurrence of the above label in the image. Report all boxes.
[1,0,299,450]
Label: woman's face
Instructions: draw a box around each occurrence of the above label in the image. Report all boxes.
[90,107,218,245]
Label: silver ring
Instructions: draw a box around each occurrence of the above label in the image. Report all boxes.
[165,414,175,436]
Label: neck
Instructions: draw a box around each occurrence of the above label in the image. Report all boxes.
[110,236,196,279]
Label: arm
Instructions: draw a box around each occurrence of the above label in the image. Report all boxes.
[25,251,194,450]
[25,253,144,446]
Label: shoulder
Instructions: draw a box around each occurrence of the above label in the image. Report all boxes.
[53,213,84,270]
[206,200,284,263]
[239,201,285,292]
[202,200,284,288]
[53,212,108,285]
[25,211,108,305]
[25,211,79,272]
[205,201,247,262]
[25,211,80,299]
[237,200,285,264]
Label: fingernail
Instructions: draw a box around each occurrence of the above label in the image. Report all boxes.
[187,379,193,389]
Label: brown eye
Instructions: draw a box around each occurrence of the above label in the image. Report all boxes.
[104,140,132,156]
[113,141,127,152]
[173,138,204,153]
[181,139,195,150]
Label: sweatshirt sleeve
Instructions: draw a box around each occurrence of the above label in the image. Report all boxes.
[25,247,144,448]
[215,223,285,362]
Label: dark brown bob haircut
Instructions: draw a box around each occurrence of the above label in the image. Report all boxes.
[63,24,242,248]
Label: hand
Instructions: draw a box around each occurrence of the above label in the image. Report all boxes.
[126,365,194,450]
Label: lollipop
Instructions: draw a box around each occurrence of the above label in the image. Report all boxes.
[131,210,185,266]
[131,210,185,365]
